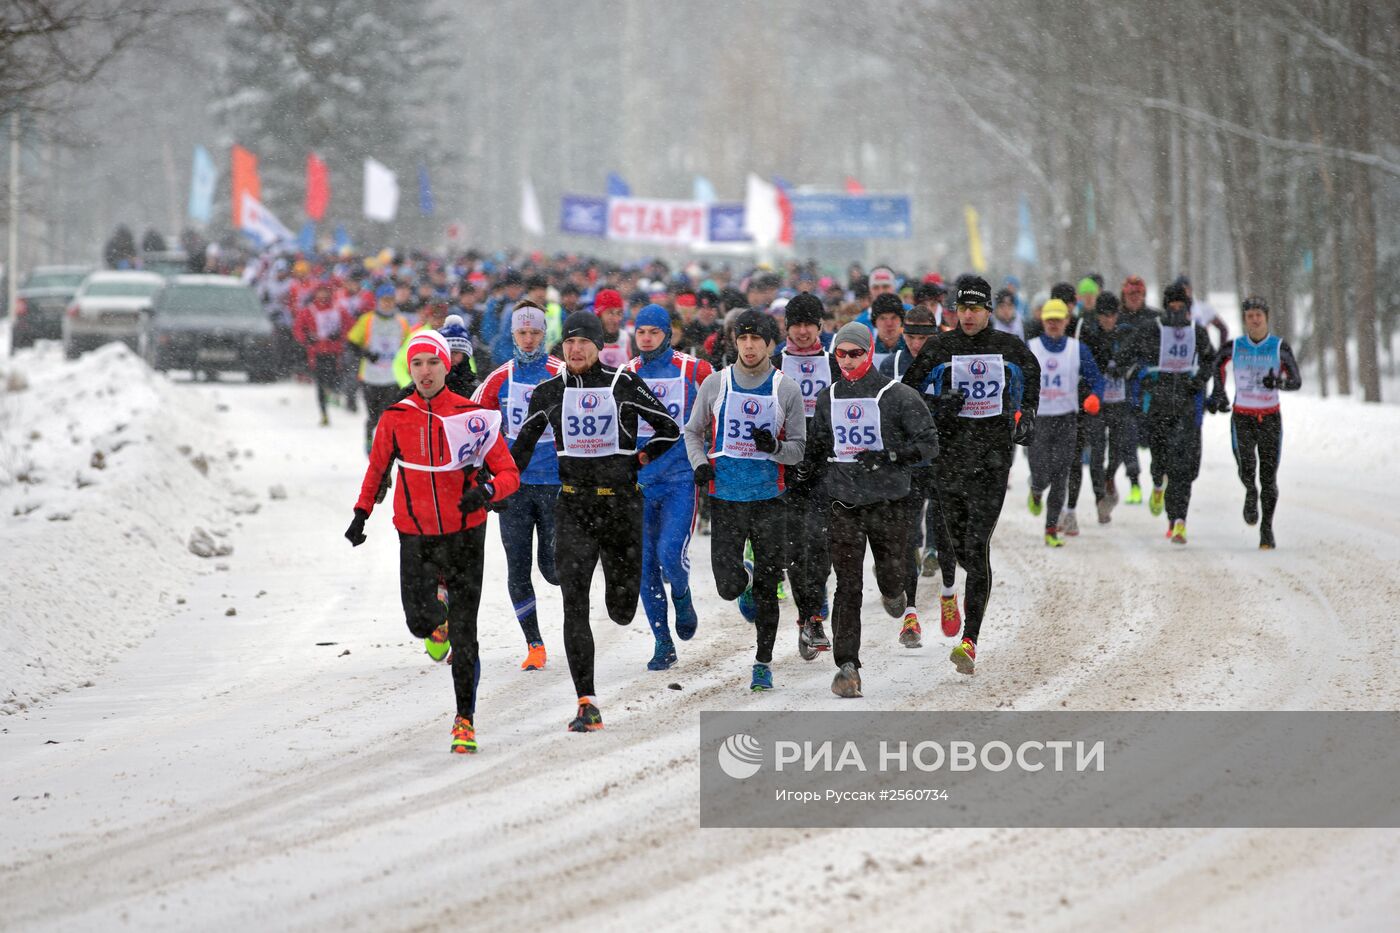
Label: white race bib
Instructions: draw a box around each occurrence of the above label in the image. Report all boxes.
[1157,324,1196,374]
[781,352,832,418]
[505,365,553,442]
[635,373,685,441]
[713,368,781,461]
[830,382,893,462]
[561,370,624,458]
[1032,338,1080,417]
[1233,336,1281,410]
[950,354,1006,418]
[1103,375,1126,404]
[397,409,502,473]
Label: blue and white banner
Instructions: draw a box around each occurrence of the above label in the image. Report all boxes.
[789,194,911,240]
[708,203,749,243]
[188,145,216,225]
[560,195,608,237]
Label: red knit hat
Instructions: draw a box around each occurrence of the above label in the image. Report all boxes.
[405,329,451,368]
[593,288,623,313]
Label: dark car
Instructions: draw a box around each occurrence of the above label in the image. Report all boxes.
[10,265,94,351]
[145,275,277,381]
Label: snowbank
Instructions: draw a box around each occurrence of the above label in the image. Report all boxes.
[0,343,255,713]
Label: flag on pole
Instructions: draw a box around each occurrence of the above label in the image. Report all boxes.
[298,222,316,253]
[1014,194,1038,265]
[843,175,865,195]
[693,175,717,204]
[772,176,794,247]
[333,225,352,253]
[239,192,294,248]
[606,172,631,197]
[230,145,261,229]
[964,205,988,274]
[363,158,399,221]
[743,174,781,248]
[417,164,434,217]
[305,153,330,222]
[188,145,216,225]
[520,177,544,236]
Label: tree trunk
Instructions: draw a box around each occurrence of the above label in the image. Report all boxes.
[1150,56,1173,288]
[1328,204,1350,395]
[1347,4,1382,402]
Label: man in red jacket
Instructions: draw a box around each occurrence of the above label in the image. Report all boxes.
[346,329,520,754]
[293,281,354,426]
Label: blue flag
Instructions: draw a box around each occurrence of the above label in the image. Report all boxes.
[1014,194,1038,265]
[606,172,631,197]
[298,222,316,253]
[693,175,717,203]
[418,164,434,217]
[188,145,216,225]
[333,225,352,253]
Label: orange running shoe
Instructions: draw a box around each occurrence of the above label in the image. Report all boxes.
[521,642,547,671]
[939,594,962,638]
[450,715,477,754]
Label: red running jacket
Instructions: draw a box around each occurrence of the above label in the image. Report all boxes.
[355,388,520,535]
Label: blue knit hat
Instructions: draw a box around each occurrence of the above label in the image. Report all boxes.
[634,303,670,332]
[375,283,396,300]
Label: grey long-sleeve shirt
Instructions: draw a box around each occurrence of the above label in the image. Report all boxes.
[684,361,807,492]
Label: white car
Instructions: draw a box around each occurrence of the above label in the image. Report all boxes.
[62,270,166,359]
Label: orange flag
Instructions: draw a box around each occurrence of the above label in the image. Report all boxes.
[231,145,261,228]
[305,153,330,222]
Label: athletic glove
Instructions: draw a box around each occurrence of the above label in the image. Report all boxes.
[854,449,893,471]
[459,481,495,514]
[364,350,381,363]
[1082,393,1101,416]
[789,458,816,485]
[1261,369,1278,390]
[1213,396,1231,414]
[938,391,967,416]
[345,508,368,547]
[693,462,715,487]
[1013,410,1035,446]
[750,427,780,454]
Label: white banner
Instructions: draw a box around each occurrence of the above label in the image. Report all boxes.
[520,177,544,236]
[743,174,781,248]
[363,158,399,222]
[239,192,294,247]
[606,196,708,246]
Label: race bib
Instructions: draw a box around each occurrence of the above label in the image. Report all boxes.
[950,354,1005,418]
[714,369,780,461]
[830,382,892,462]
[505,367,553,442]
[781,352,831,418]
[397,409,502,473]
[1104,375,1126,404]
[561,369,624,458]
[1157,324,1195,374]
[636,374,684,441]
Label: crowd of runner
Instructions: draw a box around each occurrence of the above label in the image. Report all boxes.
[254,249,1300,753]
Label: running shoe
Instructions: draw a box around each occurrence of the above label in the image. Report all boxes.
[319,413,330,427]
[1096,497,1113,524]
[424,622,451,662]
[750,663,773,692]
[831,662,863,698]
[881,592,905,618]
[899,613,922,649]
[521,642,547,671]
[1170,520,1187,545]
[1243,488,1259,526]
[737,560,757,623]
[799,617,830,659]
[450,715,477,754]
[647,638,677,671]
[1126,483,1143,505]
[1061,510,1080,536]
[939,594,962,638]
[1044,531,1066,548]
[921,550,940,577]
[673,589,698,641]
[1028,490,1043,516]
[1149,485,1165,516]
[1259,526,1276,550]
[950,638,976,675]
[567,699,603,733]
[776,579,788,601]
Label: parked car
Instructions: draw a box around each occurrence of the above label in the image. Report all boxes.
[10,265,94,351]
[144,275,277,381]
[62,270,165,359]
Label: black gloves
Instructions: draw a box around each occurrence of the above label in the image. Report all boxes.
[364,350,382,363]
[750,427,780,454]
[693,463,715,487]
[938,392,967,416]
[853,447,922,471]
[1013,411,1035,446]
[789,458,816,486]
[1208,396,1231,414]
[1261,370,1278,390]
[345,508,368,546]
[459,481,495,514]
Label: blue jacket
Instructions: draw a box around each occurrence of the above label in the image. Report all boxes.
[627,348,713,486]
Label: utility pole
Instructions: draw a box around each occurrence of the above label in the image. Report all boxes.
[7,109,20,320]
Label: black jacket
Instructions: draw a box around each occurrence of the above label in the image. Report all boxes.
[1130,315,1214,426]
[512,360,680,489]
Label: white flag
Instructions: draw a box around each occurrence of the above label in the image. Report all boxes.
[239,192,294,247]
[520,177,544,236]
[363,158,399,222]
[743,173,780,248]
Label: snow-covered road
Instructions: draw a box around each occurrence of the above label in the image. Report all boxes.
[2,373,1398,931]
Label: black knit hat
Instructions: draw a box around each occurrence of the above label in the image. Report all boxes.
[871,292,906,321]
[1162,282,1190,307]
[784,292,824,327]
[954,274,993,310]
[561,310,605,349]
[1095,291,1121,315]
[733,308,779,345]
